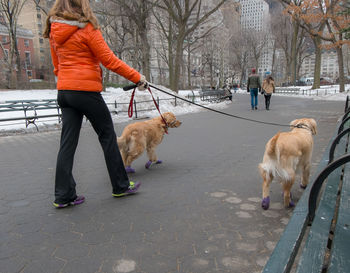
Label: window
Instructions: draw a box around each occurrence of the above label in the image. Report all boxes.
[37,13,41,19]
[1,36,7,43]
[24,39,29,47]
[25,52,31,65]
[40,47,44,53]
[27,70,32,79]
[39,38,44,44]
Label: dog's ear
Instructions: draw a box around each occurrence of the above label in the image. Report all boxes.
[308,118,317,135]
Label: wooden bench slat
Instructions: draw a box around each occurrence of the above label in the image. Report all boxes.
[296,166,343,273]
[328,162,350,273]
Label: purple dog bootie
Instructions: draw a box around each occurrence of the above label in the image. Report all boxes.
[125,166,135,173]
[145,160,162,169]
[282,192,295,208]
[145,160,152,169]
[261,196,270,210]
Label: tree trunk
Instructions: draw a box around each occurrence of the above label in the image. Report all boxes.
[312,36,321,89]
[171,31,185,92]
[290,21,299,85]
[139,28,151,80]
[187,43,191,88]
[335,46,345,92]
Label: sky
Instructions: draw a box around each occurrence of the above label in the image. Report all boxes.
[0,84,349,133]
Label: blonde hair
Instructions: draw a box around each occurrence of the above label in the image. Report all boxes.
[43,0,99,38]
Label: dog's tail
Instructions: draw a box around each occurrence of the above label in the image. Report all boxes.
[259,132,291,181]
[259,132,282,180]
[117,136,128,152]
[266,132,280,158]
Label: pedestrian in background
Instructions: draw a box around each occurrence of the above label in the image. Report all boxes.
[247,68,261,110]
[261,75,275,110]
[43,0,147,208]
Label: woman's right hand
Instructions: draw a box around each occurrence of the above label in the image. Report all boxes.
[137,75,148,91]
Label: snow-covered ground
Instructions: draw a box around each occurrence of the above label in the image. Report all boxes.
[0,84,349,133]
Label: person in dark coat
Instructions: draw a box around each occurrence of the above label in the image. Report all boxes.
[247,68,261,110]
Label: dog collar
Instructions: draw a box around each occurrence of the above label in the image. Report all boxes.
[294,123,312,132]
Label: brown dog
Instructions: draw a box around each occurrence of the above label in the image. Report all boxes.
[117,112,182,173]
[258,118,317,209]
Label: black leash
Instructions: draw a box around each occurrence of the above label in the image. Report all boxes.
[123,83,295,128]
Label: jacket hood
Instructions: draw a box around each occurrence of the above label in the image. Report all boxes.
[50,17,87,45]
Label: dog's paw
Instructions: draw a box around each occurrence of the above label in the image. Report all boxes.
[145,160,162,169]
[289,200,295,208]
[145,160,152,169]
[125,166,135,173]
[300,183,307,189]
[261,197,270,210]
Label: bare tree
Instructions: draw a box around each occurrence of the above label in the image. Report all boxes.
[228,29,250,86]
[108,0,155,81]
[283,0,348,91]
[245,29,269,72]
[154,0,228,92]
[0,0,27,88]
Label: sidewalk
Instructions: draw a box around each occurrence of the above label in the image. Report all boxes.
[0,94,344,273]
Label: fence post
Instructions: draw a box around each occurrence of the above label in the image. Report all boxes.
[174,97,177,107]
[134,100,137,119]
[157,97,159,106]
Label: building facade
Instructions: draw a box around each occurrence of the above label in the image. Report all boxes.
[240,0,273,80]
[18,0,54,81]
[0,25,35,87]
[299,49,349,81]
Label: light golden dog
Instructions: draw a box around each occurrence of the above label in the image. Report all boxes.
[258,118,317,209]
[117,112,182,173]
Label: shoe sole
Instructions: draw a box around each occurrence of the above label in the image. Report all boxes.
[113,182,141,197]
[53,196,85,208]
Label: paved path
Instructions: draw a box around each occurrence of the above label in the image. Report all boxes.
[0,93,344,273]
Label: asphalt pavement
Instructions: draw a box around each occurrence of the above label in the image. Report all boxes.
[0,93,345,273]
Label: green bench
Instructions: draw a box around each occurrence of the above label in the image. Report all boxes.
[262,96,350,273]
[199,89,227,102]
[0,99,61,131]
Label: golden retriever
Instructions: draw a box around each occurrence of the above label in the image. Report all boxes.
[117,112,182,173]
[258,118,317,209]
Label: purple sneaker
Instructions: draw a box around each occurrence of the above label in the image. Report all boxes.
[125,166,135,173]
[112,181,141,197]
[145,160,162,169]
[53,195,85,208]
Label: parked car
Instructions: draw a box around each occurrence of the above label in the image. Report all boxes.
[299,77,314,86]
[320,77,334,85]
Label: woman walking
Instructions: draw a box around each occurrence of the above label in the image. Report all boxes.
[44,0,147,208]
[262,76,275,110]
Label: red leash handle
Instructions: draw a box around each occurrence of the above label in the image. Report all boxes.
[128,88,137,118]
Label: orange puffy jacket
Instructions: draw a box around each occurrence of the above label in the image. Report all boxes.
[49,19,141,92]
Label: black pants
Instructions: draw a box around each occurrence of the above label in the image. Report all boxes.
[55,90,129,204]
[264,94,272,110]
